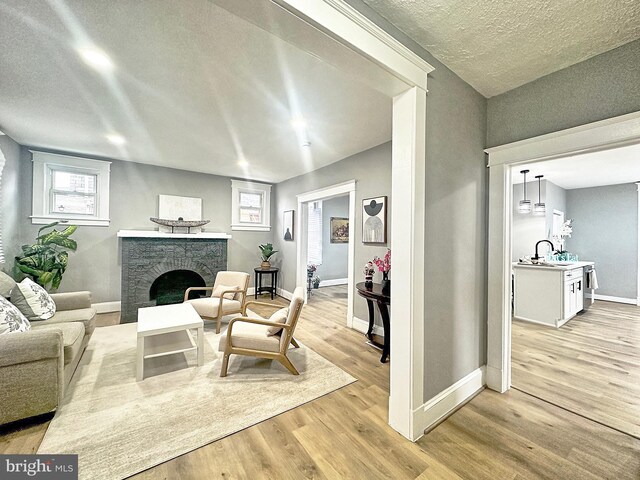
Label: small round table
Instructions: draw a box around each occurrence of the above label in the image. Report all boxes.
[356,282,390,363]
[254,267,279,300]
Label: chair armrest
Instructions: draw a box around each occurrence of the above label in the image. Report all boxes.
[227,316,291,339]
[184,286,214,302]
[242,300,283,314]
[0,329,63,368]
[50,291,92,311]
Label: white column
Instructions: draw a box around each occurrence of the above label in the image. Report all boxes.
[486,163,512,392]
[388,86,427,440]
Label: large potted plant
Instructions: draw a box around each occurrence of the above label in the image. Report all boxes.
[258,243,278,269]
[14,222,78,290]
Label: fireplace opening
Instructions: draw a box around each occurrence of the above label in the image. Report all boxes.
[149,270,206,306]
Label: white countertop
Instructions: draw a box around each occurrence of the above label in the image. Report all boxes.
[513,261,594,271]
[117,229,232,239]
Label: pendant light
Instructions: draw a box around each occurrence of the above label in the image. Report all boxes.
[533,175,546,215]
[518,170,532,214]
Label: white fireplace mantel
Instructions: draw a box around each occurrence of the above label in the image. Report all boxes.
[117,230,232,239]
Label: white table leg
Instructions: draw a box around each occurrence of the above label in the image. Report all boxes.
[136,336,144,381]
[197,326,204,366]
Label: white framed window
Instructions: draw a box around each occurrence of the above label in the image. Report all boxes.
[31,151,111,226]
[307,201,323,265]
[231,179,271,231]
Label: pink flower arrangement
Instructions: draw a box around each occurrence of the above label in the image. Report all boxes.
[372,249,391,273]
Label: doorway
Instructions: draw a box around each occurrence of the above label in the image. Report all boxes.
[487,112,640,439]
[304,195,349,309]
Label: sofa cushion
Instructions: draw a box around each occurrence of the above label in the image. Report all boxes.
[211,284,240,300]
[185,298,241,318]
[267,308,288,336]
[32,322,84,366]
[33,308,97,336]
[11,278,56,321]
[0,295,31,335]
[0,271,16,298]
[218,320,281,353]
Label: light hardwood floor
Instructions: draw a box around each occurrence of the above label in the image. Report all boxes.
[2,291,640,479]
[512,300,640,439]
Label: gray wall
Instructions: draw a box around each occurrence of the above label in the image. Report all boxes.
[487,38,640,147]
[0,134,22,267]
[345,0,488,401]
[512,180,567,261]
[544,180,567,240]
[566,183,638,299]
[17,148,272,303]
[316,195,348,282]
[273,142,391,324]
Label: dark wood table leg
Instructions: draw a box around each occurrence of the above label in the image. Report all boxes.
[254,272,258,299]
[377,301,390,363]
[271,271,275,299]
[365,299,375,343]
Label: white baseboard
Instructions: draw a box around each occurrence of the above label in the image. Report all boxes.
[591,294,637,305]
[351,315,384,336]
[319,278,348,287]
[485,365,507,393]
[93,301,121,313]
[413,366,486,441]
[277,288,293,300]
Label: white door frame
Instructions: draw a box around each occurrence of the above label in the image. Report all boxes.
[271,0,434,440]
[485,111,640,393]
[297,181,356,325]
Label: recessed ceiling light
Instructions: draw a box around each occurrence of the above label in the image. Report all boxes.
[237,159,249,167]
[106,134,125,145]
[291,116,307,130]
[78,47,114,71]
[302,141,312,148]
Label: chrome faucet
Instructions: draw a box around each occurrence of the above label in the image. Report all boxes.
[532,240,557,261]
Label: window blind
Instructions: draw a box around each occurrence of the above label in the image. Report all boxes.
[307,201,323,265]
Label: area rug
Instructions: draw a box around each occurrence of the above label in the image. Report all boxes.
[37,319,355,480]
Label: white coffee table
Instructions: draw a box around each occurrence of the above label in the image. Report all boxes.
[136,303,204,381]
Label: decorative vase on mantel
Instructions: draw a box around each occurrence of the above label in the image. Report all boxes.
[381,271,390,295]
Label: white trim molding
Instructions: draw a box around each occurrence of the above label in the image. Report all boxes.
[352,315,384,337]
[413,367,486,440]
[637,182,640,307]
[486,110,640,394]
[591,294,638,305]
[318,278,348,287]
[296,181,356,328]
[273,0,434,91]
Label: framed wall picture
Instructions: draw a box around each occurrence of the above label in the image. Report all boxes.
[330,217,349,243]
[283,210,294,241]
[362,196,387,244]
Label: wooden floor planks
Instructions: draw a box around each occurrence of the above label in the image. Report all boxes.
[512,300,640,438]
[1,287,639,478]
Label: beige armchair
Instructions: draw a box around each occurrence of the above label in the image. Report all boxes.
[184,271,250,333]
[218,287,304,377]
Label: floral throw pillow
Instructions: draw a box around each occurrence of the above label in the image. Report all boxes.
[11,278,56,321]
[0,295,31,334]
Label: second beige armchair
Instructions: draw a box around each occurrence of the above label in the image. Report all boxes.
[184,271,250,333]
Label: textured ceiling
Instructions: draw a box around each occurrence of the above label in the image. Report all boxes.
[0,0,391,182]
[513,143,640,190]
[361,0,640,97]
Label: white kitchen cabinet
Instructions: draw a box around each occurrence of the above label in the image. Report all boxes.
[514,264,590,328]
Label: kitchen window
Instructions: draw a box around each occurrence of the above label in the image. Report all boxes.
[31,151,111,226]
[231,180,271,231]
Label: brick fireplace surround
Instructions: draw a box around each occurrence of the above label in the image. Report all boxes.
[118,230,231,323]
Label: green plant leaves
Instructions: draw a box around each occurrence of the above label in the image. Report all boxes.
[15,223,78,290]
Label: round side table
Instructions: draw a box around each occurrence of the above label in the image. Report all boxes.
[254,267,279,299]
